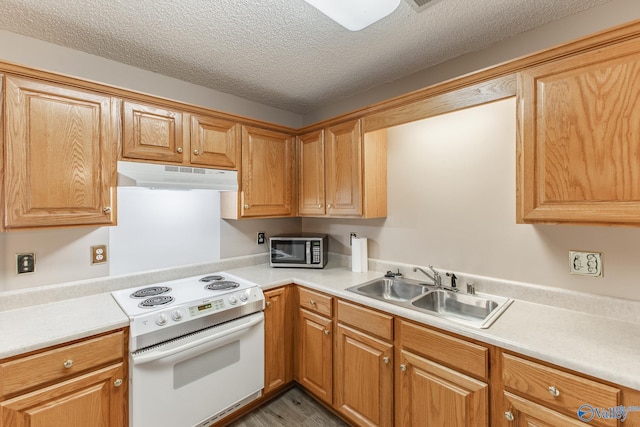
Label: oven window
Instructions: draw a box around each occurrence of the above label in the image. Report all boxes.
[173,340,240,389]
[272,241,306,264]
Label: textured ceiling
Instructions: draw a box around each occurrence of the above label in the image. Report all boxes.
[0,0,610,113]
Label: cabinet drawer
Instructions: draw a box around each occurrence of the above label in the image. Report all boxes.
[0,330,125,399]
[502,353,620,422]
[298,287,333,317]
[337,299,393,341]
[399,320,488,379]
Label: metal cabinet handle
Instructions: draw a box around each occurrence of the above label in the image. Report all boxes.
[383,357,390,364]
[317,204,322,208]
[400,364,407,372]
[63,360,73,369]
[177,147,183,153]
[548,386,560,397]
[327,203,332,209]
[323,330,330,336]
[309,300,316,306]
[244,204,250,209]
[114,379,123,387]
[103,207,112,214]
[504,411,514,421]
[266,301,271,308]
[193,149,200,155]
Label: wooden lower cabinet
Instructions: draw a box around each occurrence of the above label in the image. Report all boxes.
[503,391,586,427]
[1,363,126,427]
[264,286,293,395]
[297,307,333,404]
[334,324,393,427]
[397,349,488,427]
[0,330,127,427]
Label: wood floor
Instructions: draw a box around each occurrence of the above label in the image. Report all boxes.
[227,387,348,427]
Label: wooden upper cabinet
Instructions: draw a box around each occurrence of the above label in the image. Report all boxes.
[325,120,363,216]
[240,125,295,217]
[189,114,239,169]
[122,100,184,163]
[298,130,325,216]
[322,120,387,218]
[4,75,118,229]
[517,36,640,225]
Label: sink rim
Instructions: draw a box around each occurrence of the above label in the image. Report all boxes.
[346,277,513,329]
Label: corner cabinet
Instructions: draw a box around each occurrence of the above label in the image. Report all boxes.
[0,330,127,427]
[517,36,640,225]
[222,126,295,218]
[3,75,118,229]
[298,119,387,218]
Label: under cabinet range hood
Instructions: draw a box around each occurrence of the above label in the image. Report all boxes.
[117,161,238,191]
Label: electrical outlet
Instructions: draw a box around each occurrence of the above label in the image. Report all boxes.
[17,253,35,274]
[350,232,357,246]
[569,251,602,277]
[91,245,108,265]
[257,232,266,245]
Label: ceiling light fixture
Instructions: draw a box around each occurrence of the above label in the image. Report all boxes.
[303,0,401,31]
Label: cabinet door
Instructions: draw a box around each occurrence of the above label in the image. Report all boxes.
[264,287,292,394]
[297,308,332,404]
[241,126,294,217]
[517,37,640,225]
[1,363,126,427]
[325,120,362,216]
[335,324,393,427]
[122,100,184,162]
[503,391,586,427]
[298,130,326,216]
[190,114,239,169]
[4,76,118,228]
[397,349,488,427]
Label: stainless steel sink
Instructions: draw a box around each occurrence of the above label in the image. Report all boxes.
[347,277,512,328]
[412,290,499,322]
[352,277,430,302]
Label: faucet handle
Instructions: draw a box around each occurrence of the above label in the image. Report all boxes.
[428,265,441,285]
[466,283,476,295]
[446,272,457,288]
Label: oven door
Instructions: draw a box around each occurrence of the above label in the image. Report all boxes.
[130,312,264,427]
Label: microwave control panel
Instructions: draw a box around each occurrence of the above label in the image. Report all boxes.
[312,242,321,264]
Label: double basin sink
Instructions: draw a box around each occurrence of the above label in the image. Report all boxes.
[347,276,512,329]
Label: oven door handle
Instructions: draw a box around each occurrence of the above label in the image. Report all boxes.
[132,312,263,365]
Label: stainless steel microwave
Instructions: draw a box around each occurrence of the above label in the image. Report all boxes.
[269,234,328,268]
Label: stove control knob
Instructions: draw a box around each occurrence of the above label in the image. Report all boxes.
[240,293,249,302]
[171,310,183,321]
[156,314,168,326]
[228,296,238,305]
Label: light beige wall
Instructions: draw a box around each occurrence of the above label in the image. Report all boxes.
[303,98,640,301]
[302,0,640,125]
[220,218,302,259]
[0,30,302,128]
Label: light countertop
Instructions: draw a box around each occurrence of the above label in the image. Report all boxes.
[1,259,639,391]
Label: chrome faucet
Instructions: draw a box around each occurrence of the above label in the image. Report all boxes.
[413,265,442,287]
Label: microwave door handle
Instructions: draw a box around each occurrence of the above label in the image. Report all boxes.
[306,241,311,264]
